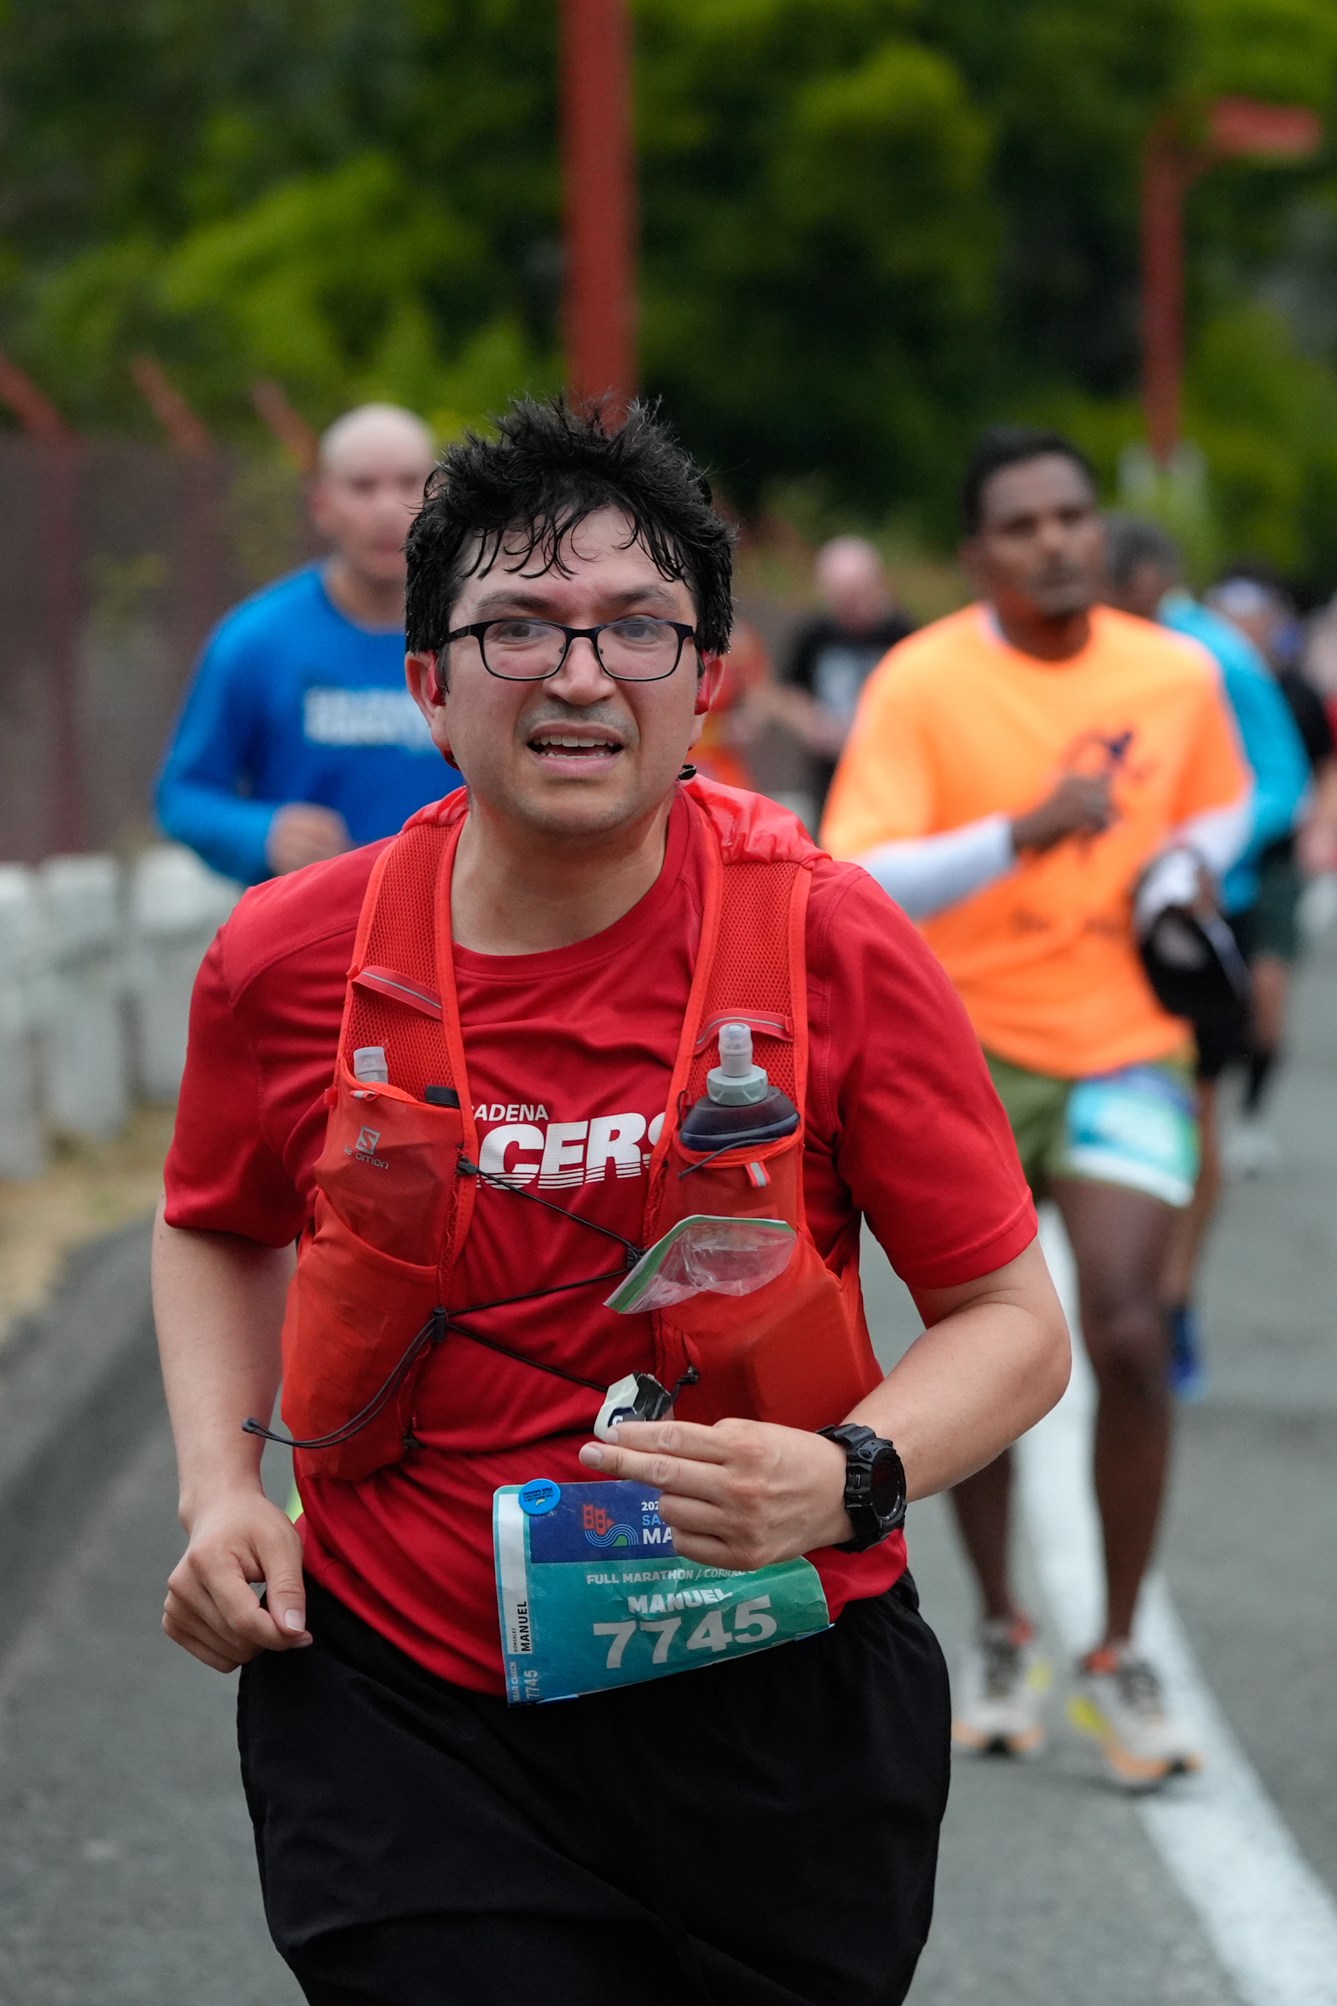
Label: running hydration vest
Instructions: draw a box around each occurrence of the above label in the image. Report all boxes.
[279,778,882,1483]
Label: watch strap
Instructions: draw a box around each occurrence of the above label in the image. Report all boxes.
[818,1423,907,1553]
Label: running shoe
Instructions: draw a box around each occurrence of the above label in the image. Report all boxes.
[1069,1647,1203,1788]
[1223,1116,1280,1179]
[1168,1303,1208,1403]
[952,1617,1050,1756]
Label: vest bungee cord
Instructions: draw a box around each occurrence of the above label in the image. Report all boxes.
[244,1310,442,1453]
[244,1157,654,1454]
[460,1154,647,1259]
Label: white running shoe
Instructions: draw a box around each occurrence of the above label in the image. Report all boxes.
[1223,1116,1280,1179]
[1069,1648,1203,1788]
[952,1618,1050,1756]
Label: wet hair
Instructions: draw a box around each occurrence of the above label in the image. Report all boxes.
[405,396,734,658]
[1104,514,1181,590]
[960,425,1098,536]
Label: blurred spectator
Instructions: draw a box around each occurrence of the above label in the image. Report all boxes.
[1301,593,1337,756]
[156,403,460,883]
[1104,523,1309,920]
[768,536,913,810]
[1208,564,1337,1172]
[693,619,774,791]
[1104,517,1311,1396]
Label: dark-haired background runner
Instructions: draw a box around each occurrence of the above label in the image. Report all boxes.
[1207,569,1337,1175]
[1102,517,1311,1401]
[823,427,1249,1787]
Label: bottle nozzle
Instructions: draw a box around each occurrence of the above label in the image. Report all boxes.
[717,1022,754,1077]
[706,1022,770,1105]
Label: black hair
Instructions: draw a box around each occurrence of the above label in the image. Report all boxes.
[405,396,734,659]
[1104,514,1182,590]
[960,425,1098,536]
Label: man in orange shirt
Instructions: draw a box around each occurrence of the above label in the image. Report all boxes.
[822,427,1250,1785]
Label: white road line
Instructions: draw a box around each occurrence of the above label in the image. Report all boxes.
[1018,1210,1337,2006]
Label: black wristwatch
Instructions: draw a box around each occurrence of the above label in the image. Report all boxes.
[817,1423,907,1552]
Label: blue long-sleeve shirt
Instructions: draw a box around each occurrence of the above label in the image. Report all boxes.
[1159,591,1309,913]
[156,564,461,883]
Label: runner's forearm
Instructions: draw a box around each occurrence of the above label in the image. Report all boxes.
[586,1242,1069,1568]
[857,814,1015,917]
[152,1203,295,1526]
[844,1239,1070,1498]
[1170,793,1252,880]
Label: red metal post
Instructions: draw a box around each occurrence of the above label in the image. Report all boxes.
[250,380,320,474]
[43,441,86,853]
[1141,120,1190,468]
[0,355,88,851]
[560,0,637,421]
[1141,99,1321,468]
[130,357,222,707]
[0,350,73,441]
[131,354,213,455]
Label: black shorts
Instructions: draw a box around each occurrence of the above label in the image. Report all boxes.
[238,1573,950,2006]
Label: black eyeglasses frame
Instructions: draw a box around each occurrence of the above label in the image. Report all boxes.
[442,617,700,683]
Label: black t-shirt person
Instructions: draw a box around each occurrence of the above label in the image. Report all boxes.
[786,611,915,805]
[1263,665,1336,865]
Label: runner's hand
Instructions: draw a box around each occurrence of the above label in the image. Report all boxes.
[164,1491,312,1673]
[578,1418,852,1570]
[1011,773,1115,855]
[266,803,352,874]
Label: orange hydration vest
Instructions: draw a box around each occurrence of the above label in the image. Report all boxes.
[279,778,882,1484]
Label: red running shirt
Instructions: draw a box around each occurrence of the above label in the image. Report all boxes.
[165,793,1036,1691]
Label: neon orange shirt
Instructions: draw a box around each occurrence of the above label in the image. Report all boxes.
[821,605,1250,1078]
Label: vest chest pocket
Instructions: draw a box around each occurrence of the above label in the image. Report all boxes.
[663,1233,879,1433]
[281,1193,442,1482]
[651,1132,880,1432]
[282,1074,467,1482]
[313,1076,464,1267]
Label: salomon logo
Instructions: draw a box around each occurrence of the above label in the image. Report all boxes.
[344,1125,391,1169]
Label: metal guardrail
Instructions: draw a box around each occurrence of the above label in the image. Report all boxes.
[0,843,240,1175]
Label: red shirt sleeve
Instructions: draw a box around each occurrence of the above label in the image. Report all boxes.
[162,922,311,1247]
[806,860,1036,1291]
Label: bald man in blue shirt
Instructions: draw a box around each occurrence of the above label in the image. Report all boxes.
[157,404,461,884]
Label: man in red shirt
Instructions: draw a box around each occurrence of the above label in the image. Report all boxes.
[154,398,1068,2006]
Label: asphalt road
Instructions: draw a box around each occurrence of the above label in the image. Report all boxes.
[2,941,1335,2004]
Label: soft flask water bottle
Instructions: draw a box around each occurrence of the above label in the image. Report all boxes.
[666,1021,876,1431]
[678,1022,799,1154]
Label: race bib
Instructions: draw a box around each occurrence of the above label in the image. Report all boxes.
[493,1478,831,1705]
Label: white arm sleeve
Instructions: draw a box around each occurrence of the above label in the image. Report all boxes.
[857,813,1016,918]
[1171,791,1253,880]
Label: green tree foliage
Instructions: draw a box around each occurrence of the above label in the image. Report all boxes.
[3,0,1337,578]
[634,0,997,515]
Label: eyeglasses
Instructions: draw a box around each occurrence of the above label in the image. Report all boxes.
[444,616,699,683]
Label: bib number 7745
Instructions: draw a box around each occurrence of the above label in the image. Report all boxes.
[594,1594,779,1670]
[494,1480,831,1703]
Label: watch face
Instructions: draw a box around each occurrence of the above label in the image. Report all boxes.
[868,1447,907,1527]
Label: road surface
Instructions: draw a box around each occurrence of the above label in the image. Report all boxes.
[2,942,1335,2003]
